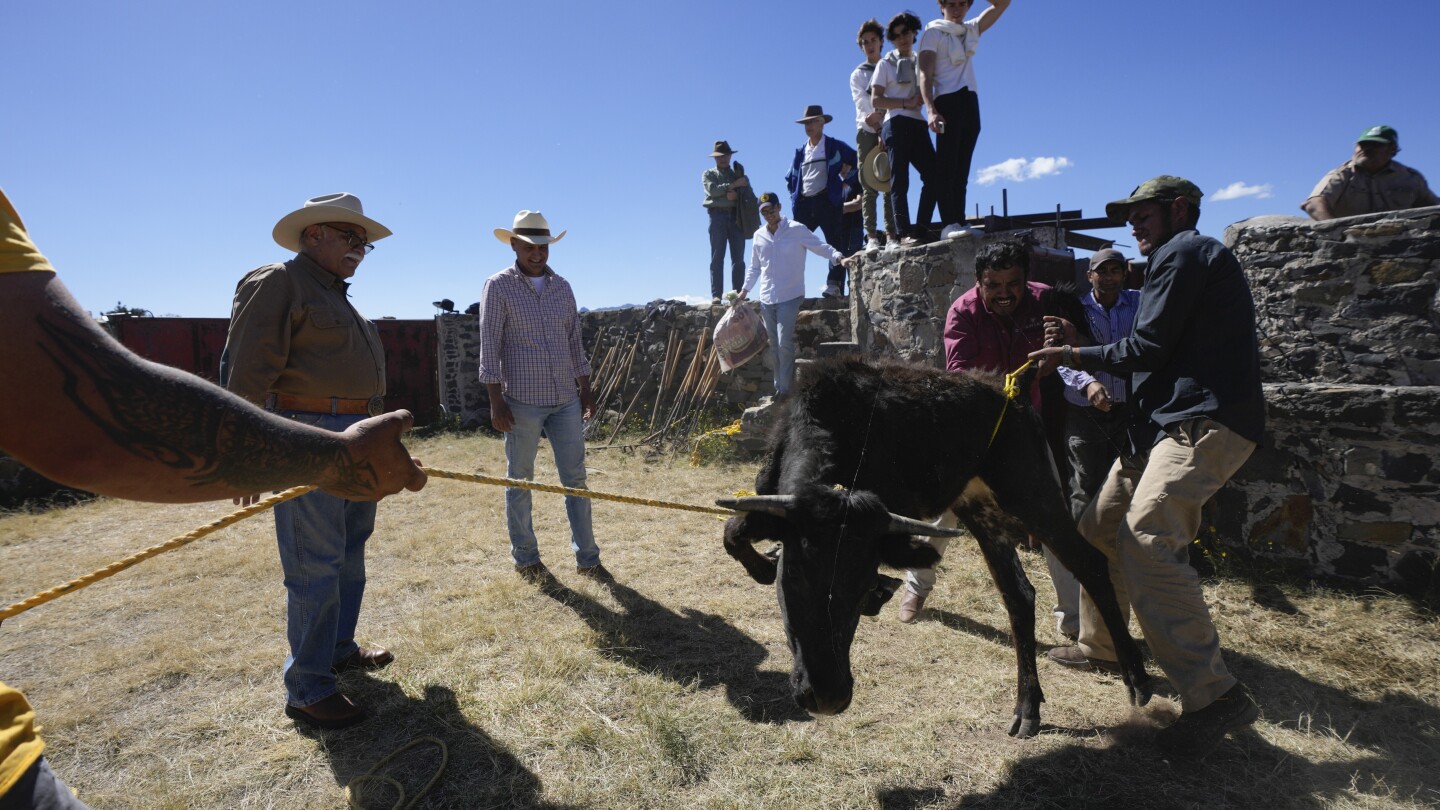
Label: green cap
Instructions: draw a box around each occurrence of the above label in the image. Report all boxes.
[1105,175,1203,223]
[1356,125,1398,146]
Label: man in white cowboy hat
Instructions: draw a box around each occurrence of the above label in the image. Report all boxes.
[702,140,751,300]
[221,192,398,730]
[785,104,858,299]
[478,211,609,585]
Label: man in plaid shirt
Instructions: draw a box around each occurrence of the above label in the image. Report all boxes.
[478,210,610,584]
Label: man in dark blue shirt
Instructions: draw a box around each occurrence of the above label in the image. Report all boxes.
[1030,175,1264,758]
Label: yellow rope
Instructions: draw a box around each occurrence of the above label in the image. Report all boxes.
[346,736,448,810]
[419,467,733,516]
[1,467,736,625]
[986,358,1035,447]
[0,486,313,625]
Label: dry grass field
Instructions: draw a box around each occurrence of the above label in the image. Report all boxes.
[1,432,1437,809]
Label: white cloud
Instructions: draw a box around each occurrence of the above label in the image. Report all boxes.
[976,156,1073,186]
[1209,181,1274,201]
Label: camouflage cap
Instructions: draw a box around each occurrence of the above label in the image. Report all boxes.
[1356,125,1399,147]
[1105,175,1203,223]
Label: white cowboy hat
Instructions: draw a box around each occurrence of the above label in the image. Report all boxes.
[494,210,567,246]
[861,145,892,194]
[272,193,393,253]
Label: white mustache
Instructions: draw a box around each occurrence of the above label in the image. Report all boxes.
[344,251,364,262]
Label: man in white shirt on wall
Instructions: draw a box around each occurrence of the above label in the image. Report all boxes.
[735,193,850,398]
[851,19,897,253]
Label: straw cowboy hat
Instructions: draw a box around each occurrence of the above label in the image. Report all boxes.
[494,210,567,246]
[861,144,892,193]
[795,104,834,124]
[272,192,392,253]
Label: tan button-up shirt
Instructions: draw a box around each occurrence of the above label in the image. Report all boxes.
[222,253,385,406]
[1306,159,1440,219]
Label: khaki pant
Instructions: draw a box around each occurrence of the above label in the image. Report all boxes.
[1076,418,1255,711]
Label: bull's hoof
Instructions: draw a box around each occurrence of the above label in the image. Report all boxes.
[1128,673,1155,707]
[1008,712,1041,738]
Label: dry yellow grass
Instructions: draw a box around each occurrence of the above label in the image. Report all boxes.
[1,432,1437,809]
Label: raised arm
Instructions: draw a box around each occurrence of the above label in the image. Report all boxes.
[0,272,425,503]
[975,0,1012,34]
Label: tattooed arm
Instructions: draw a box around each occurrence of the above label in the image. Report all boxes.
[0,272,426,503]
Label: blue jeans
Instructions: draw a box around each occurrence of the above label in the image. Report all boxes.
[272,411,376,708]
[503,396,599,568]
[0,758,90,810]
[708,208,745,299]
[760,297,802,395]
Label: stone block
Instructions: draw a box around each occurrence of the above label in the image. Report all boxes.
[1366,259,1429,285]
[1336,521,1413,547]
[1247,494,1313,554]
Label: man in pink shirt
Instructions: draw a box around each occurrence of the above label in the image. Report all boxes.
[899,239,1053,621]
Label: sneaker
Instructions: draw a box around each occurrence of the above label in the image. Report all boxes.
[577,563,615,583]
[897,590,927,624]
[882,240,900,253]
[899,236,920,248]
[864,237,882,254]
[940,224,973,240]
[1047,645,1123,675]
[1156,683,1260,758]
[821,284,843,299]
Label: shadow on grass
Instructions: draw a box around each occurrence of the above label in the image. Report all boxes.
[540,578,810,725]
[295,678,583,809]
[874,646,1440,809]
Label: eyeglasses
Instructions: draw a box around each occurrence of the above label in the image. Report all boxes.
[322,224,375,254]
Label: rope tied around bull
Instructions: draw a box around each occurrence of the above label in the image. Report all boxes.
[987,358,1035,448]
[0,467,734,625]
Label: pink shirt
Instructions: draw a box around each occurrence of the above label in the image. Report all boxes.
[943,280,1051,407]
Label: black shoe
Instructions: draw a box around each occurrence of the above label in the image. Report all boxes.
[516,561,555,584]
[1156,683,1259,758]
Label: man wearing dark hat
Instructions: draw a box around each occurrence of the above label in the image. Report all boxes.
[479,211,609,587]
[702,141,751,300]
[222,193,401,730]
[1303,125,1438,221]
[785,105,857,298]
[1030,176,1265,758]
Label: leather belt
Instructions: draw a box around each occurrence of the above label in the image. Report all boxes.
[266,393,385,417]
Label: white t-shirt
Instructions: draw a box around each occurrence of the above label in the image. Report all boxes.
[869,51,925,123]
[800,139,827,198]
[918,19,980,97]
[851,62,879,133]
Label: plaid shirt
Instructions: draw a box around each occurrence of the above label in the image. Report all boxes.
[477,264,591,407]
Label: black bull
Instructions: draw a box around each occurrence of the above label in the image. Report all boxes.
[719,358,1154,737]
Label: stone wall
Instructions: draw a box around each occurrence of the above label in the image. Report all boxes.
[848,225,1073,366]
[1226,206,1440,386]
[436,299,850,427]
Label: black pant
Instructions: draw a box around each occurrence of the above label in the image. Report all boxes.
[882,116,938,237]
[792,192,846,293]
[933,88,980,226]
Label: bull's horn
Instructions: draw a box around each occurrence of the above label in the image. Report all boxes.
[716,494,795,517]
[888,513,964,537]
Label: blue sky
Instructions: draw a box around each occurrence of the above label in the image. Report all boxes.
[4,0,1437,318]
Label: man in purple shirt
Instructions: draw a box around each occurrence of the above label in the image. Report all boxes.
[899,239,1053,622]
[478,210,610,584]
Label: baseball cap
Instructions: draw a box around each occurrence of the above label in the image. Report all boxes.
[1105,175,1204,223]
[1088,248,1127,270]
[1356,125,1399,147]
[758,192,782,211]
